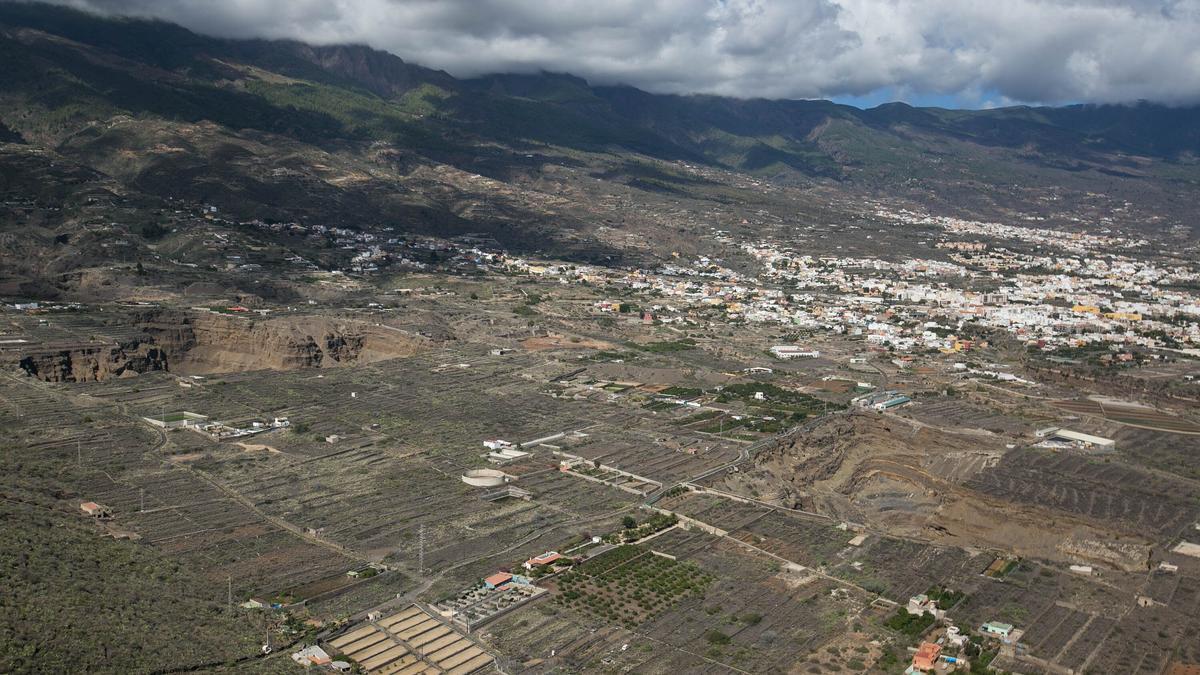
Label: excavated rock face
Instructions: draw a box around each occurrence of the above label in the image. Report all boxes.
[18,341,167,382]
[723,413,1158,569]
[14,309,429,382]
[132,309,428,375]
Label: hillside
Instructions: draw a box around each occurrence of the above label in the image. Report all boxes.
[1,0,1199,294]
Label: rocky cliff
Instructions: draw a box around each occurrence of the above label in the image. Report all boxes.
[17,341,167,382]
[12,310,429,382]
[132,310,427,375]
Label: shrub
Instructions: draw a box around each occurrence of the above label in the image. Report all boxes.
[705,630,731,645]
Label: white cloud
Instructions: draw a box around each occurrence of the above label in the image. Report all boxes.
[41,0,1200,105]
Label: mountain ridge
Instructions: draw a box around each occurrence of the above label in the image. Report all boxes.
[1,0,1198,274]
[4,1,1199,164]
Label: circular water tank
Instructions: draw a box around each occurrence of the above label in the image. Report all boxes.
[461,469,509,487]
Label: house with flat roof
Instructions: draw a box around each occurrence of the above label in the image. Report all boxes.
[981,621,1013,639]
[290,645,331,667]
[906,594,941,619]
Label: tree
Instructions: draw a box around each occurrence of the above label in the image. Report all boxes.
[622,516,637,530]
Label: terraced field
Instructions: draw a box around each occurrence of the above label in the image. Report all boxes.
[965,448,1200,538]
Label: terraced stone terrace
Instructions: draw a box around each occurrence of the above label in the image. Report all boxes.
[6,290,1200,674]
[965,447,1200,539]
[902,398,1034,436]
[0,376,359,608]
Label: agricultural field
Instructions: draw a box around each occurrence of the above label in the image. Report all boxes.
[903,398,1032,435]
[965,448,1200,539]
[1051,398,1200,435]
[1114,426,1200,481]
[553,544,713,628]
[5,263,1200,674]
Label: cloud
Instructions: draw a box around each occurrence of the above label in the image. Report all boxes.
[36,0,1200,106]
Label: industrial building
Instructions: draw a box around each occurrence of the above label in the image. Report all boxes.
[769,345,820,359]
[853,390,912,411]
[1034,427,1116,453]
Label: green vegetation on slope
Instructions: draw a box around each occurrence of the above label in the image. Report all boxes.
[0,499,260,673]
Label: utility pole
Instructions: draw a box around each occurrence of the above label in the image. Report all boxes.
[77,440,82,468]
[227,575,233,609]
[139,488,145,512]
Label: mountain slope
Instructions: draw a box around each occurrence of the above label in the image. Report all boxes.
[0,0,1198,262]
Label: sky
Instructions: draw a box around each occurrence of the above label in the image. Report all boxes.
[40,0,1200,108]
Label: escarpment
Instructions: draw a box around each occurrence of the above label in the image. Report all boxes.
[133,310,430,375]
[10,310,429,381]
[16,340,168,382]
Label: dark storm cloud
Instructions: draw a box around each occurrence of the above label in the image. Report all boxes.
[38,0,1200,105]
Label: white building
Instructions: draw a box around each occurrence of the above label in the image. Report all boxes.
[769,346,820,359]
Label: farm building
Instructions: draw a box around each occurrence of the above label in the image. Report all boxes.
[80,501,112,518]
[325,604,494,673]
[523,551,563,569]
[906,594,941,618]
[912,642,942,671]
[981,621,1013,639]
[487,447,529,463]
[875,395,911,410]
[852,390,911,410]
[142,411,208,429]
[483,572,512,590]
[1034,428,1116,452]
[290,644,331,667]
[769,346,820,359]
